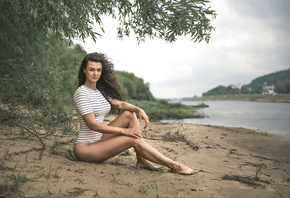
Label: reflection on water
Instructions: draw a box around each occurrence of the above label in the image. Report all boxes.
[162,100,290,138]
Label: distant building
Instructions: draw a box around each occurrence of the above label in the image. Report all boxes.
[229,83,242,89]
[262,84,275,95]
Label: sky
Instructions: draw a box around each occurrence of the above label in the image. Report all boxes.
[74,0,290,98]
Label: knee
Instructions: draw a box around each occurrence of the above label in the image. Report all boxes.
[132,137,144,148]
[122,110,136,119]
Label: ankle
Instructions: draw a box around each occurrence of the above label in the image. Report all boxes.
[169,162,181,171]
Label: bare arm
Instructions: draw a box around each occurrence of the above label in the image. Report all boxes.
[111,99,150,129]
[82,113,141,138]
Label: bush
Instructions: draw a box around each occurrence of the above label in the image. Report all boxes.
[127,99,204,120]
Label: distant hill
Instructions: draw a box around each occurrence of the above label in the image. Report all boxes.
[243,69,290,94]
[203,68,290,96]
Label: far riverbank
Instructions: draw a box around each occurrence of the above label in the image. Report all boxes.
[184,94,290,103]
[164,100,290,138]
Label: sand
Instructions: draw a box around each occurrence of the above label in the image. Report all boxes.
[1,118,290,198]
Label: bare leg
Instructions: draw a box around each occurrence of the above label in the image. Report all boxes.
[102,111,197,174]
[74,135,196,174]
[74,111,197,175]
[103,111,159,170]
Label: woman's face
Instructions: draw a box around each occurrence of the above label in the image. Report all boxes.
[83,61,102,84]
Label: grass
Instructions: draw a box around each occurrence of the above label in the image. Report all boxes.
[222,164,271,188]
[74,178,84,184]
[138,182,159,197]
[25,152,29,163]
[111,173,133,187]
[94,189,99,197]
[222,174,270,188]
[47,183,52,195]
[138,183,149,195]
[13,166,32,188]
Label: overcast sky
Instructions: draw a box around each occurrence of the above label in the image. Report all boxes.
[74,0,290,98]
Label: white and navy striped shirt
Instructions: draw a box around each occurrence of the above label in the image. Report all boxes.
[74,85,111,143]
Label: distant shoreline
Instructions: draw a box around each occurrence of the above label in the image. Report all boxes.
[184,93,290,103]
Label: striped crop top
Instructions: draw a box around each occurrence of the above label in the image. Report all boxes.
[74,85,111,143]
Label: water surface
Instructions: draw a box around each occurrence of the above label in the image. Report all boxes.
[162,100,290,138]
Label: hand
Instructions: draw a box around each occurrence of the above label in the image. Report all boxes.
[123,128,142,139]
[138,109,150,129]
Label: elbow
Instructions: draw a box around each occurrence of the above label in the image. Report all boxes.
[82,114,101,131]
[86,122,94,130]
[85,121,99,131]
[114,101,125,110]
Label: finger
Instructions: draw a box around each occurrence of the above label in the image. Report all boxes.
[139,115,143,125]
[133,134,141,139]
[143,119,150,129]
[134,131,142,138]
[131,132,139,139]
[132,129,141,138]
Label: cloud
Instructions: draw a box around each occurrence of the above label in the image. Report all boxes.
[75,0,290,98]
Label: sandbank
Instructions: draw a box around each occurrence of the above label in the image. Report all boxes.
[0,118,289,197]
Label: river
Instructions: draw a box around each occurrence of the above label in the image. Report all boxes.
[162,100,290,138]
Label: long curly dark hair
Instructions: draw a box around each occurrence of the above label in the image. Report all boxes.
[78,52,123,101]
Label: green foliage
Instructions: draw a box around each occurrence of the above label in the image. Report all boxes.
[127,99,204,120]
[0,0,216,110]
[0,42,86,108]
[246,69,290,94]
[203,85,242,96]
[0,0,215,142]
[0,102,78,161]
[115,71,155,101]
[222,165,270,188]
[13,166,32,188]
[0,0,216,56]
[117,0,217,43]
[202,69,290,96]
[116,72,204,119]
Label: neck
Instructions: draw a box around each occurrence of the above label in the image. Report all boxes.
[83,82,96,90]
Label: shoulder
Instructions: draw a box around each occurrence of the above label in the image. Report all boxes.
[74,85,90,99]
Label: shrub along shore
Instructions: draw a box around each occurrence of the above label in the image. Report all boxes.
[128,99,205,120]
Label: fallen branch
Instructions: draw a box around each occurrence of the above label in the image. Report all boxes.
[12,120,46,160]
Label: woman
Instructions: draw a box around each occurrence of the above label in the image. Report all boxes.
[73,52,198,175]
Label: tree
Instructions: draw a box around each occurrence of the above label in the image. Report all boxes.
[115,71,155,101]
[0,0,216,106]
[0,1,216,161]
[1,0,216,56]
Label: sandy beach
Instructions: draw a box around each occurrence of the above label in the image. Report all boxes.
[1,117,290,198]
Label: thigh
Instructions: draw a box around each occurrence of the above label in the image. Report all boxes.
[108,111,131,128]
[101,113,127,141]
[102,111,138,140]
[74,135,138,162]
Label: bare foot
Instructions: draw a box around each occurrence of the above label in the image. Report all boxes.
[136,160,159,171]
[172,163,198,175]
